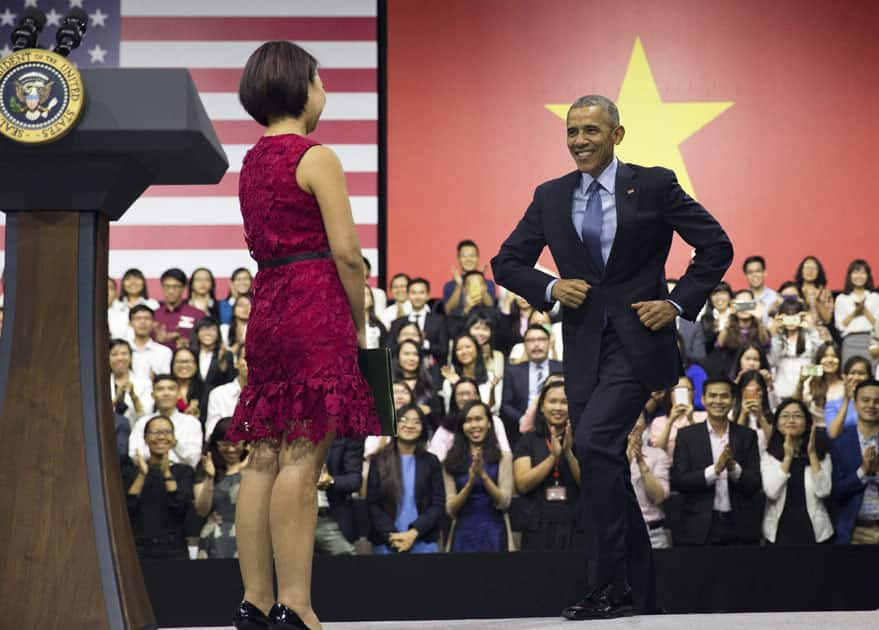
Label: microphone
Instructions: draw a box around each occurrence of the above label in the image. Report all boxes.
[53,8,88,57]
[10,7,47,52]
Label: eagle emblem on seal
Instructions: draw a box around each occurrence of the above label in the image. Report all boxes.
[9,71,58,121]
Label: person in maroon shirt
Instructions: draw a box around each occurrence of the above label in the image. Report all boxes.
[155,268,205,350]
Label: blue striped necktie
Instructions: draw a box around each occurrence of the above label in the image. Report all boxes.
[581,179,605,274]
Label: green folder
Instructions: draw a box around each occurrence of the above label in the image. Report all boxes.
[358,348,396,436]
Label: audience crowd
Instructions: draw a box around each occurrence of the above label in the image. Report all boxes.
[103,242,879,558]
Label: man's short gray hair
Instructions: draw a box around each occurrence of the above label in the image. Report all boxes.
[569,95,620,128]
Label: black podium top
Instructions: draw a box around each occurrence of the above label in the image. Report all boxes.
[0,68,228,219]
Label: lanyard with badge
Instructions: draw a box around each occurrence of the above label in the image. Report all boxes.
[544,438,567,502]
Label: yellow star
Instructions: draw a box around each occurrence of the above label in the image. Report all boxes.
[546,37,733,197]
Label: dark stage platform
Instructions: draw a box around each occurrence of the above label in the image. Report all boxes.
[143,545,879,627]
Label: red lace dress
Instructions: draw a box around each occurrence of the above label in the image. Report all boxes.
[226,134,380,445]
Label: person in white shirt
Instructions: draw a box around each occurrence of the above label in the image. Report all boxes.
[363,255,387,313]
[380,272,412,328]
[221,295,250,355]
[628,414,671,549]
[835,259,879,365]
[109,269,161,340]
[205,346,248,441]
[439,334,501,415]
[769,300,822,400]
[110,339,154,428]
[742,256,778,326]
[761,399,833,544]
[129,305,172,382]
[363,285,387,350]
[129,374,203,468]
[108,278,131,341]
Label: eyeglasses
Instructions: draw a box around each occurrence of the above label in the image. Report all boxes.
[397,417,422,426]
[147,429,174,436]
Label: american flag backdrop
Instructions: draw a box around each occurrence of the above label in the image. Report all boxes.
[0,0,380,295]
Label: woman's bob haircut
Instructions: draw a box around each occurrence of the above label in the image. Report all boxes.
[239,41,318,127]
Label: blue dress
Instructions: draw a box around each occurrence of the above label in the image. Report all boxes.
[373,454,439,554]
[450,458,506,552]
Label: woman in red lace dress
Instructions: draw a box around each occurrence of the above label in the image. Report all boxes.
[227,41,380,630]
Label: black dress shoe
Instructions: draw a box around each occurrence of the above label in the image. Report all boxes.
[268,603,309,629]
[561,584,634,620]
[232,600,270,630]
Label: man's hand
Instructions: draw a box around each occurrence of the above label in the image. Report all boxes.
[862,445,878,477]
[715,444,732,475]
[551,279,590,309]
[631,301,677,331]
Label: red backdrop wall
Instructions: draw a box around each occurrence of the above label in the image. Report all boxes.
[386,0,879,296]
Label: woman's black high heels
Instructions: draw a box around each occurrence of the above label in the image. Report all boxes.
[268,602,309,629]
[232,600,270,630]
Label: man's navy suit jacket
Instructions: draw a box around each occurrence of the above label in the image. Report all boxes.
[492,162,733,405]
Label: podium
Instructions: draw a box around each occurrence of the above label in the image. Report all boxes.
[0,69,228,629]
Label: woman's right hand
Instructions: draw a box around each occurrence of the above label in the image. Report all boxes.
[549,430,564,458]
[135,451,149,476]
[201,453,215,479]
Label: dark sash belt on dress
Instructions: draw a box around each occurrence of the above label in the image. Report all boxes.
[257,250,333,270]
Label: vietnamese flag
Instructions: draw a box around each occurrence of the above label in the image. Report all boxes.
[386,0,879,295]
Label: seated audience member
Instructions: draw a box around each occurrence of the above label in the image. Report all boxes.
[205,346,247,441]
[742,255,778,326]
[190,317,235,411]
[830,379,879,544]
[119,267,161,312]
[508,310,563,363]
[677,333,707,411]
[628,414,671,548]
[518,374,565,435]
[129,375,203,468]
[187,267,220,320]
[827,356,872,439]
[761,399,833,545]
[218,267,252,326]
[670,377,763,546]
[501,324,562,448]
[363,255,387,313]
[835,259,879,365]
[795,255,835,338]
[440,334,501,415]
[795,342,842,421]
[467,314,505,382]
[316,437,365,556]
[386,320,424,355]
[388,277,448,366]
[392,339,443,430]
[769,299,821,399]
[513,381,583,551]
[361,380,415,496]
[194,418,245,559]
[155,268,205,350]
[363,285,388,350]
[444,401,514,552]
[699,282,734,374]
[110,339,154,428]
[367,405,445,554]
[123,415,194,559]
[713,289,770,380]
[170,347,206,421]
[731,341,778,408]
[494,293,533,357]
[668,278,706,365]
[648,375,707,459]
[445,270,497,338]
[129,305,173,382]
[732,370,774,452]
[430,378,511,462]
[443,239,498,310]
[108,278,131,340]
[870,320,879,377]
[221,295,250,355]
[380,272,412,329]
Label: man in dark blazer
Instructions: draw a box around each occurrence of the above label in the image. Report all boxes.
[388,277,448,365]
[500,324,562,447]
[315,438,365,554]
[492,95,732,618]
[830,379,879,544]
[670,378,763,546]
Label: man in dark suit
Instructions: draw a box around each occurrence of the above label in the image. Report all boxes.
[500,324,562,447]
[667,278,707,365]
[491,94,732,618]
[670,377,763,546]
[315,438,365,555]
[388,277,448,365]
[830,379,879,544]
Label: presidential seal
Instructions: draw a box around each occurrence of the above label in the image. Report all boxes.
[0,48,84,144]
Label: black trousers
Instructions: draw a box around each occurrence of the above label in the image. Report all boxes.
[571,323,655,613]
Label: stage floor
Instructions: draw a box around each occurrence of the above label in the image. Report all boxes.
[171,609,879,630]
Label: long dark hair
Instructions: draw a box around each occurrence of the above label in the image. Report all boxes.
[227,295,251,348]
[226,267,253,300]
[374,404,428,511]
[767,398,829,462]
[442,377,480,431]
[730,341,771,380]
[170,346,205,403]
[844,259,875,293]
[533,380,567,439]
[795,255,827,289]
[444,400,501,477]
[188,267,218,302]
[392,339,435,390]
[808,342,841,409]
[721,290,765,351]
[196,418,245,483]
[732,370,774,424]
[776,299,808,357]
[450,333,488,386]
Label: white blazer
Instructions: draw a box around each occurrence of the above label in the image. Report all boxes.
[760,451,834,543]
